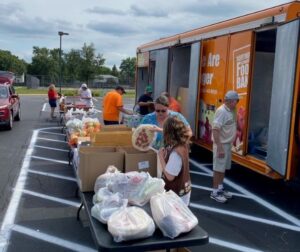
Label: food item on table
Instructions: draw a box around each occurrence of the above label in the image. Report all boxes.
[94,166,121,193]
[132,124,155,151]
[108,206,155,242]
[150,190,198,239]
[91,193,126,224]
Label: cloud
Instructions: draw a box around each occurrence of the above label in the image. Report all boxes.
[86,6,126,15]
[130,5,168,17]
[87,21,138,36]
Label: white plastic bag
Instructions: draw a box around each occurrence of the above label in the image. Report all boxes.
[150,190,198,239]
[94,166,121,193]
[91,196,127,224]
[107,206,155,242]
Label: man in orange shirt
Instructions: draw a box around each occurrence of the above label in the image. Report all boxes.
[102,86,132,125]
[161,92,181,113]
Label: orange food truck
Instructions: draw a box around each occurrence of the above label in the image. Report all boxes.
[135,2,300,181]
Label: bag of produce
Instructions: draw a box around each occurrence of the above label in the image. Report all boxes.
[129,176,165,206]
[94,166,121,193]
[91,195,127,224]
[150,190,198,239]
[108,206,155,242]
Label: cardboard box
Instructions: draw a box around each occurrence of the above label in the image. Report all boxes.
[101,125,132,132]
[78,146,124,192]
[119,147,157,177]
[92,131,133,147]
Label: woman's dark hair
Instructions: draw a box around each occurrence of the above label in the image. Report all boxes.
[163,116,190,147]
[155,95,169,107]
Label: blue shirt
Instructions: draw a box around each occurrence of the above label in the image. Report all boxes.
[140,110,190,149]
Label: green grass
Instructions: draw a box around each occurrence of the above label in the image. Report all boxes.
[15,86,136,98]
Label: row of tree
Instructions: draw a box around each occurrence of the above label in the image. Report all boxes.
[0,44,136,85]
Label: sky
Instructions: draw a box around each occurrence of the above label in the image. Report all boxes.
[0,0,293,68]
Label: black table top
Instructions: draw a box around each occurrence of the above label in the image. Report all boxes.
[81,192,209,252]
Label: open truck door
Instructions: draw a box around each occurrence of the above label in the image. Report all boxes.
[266,19,300,176]
[150,49,169,98]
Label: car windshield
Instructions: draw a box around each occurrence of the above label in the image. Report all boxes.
[0,86,8,98]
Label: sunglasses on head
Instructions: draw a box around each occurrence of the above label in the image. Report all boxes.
[155,109,167,113]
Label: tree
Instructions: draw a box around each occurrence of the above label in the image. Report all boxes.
[64,49,82,82]
[27,47,60,83]
[0,50,27,74]
[119,57,136,86]
[111,64,119,77]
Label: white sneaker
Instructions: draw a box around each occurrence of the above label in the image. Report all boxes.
[210,192,227,203]
[220,190,233,199]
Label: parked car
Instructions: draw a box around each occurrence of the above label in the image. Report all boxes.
[0,81,20,130]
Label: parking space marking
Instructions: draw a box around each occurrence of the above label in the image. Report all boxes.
[34,145,69,152]
[37,137,67,143]
[209,237,263,252]
[0,129,39,252]
[18,189,80,208]
[12,225,97,252]
[27,169,77,182]
[39,131,66,136]
[191,184,250,198]
[190,202,300,232]
[31,156,69,164]
[190,159,300,227]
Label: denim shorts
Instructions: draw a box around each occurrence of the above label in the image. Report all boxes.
[49,99,57,108]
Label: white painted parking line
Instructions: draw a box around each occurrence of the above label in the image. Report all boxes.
[20,189,81,208]
[0,130,38,252]
[210,237,263,252]
[31,156,69,164]
[41,103,47,112]
[39,131,66,136]
[28,169,77,182]
[191,184,250,198]
[190,159,300,227]
[0,127,68,252]
[12,225,97,252]
[190,170,212,177]
[37,137,67,143]
[34,145,69,152]
[190,202,300,232]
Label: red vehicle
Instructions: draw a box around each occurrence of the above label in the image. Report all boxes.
[0,78,21,130]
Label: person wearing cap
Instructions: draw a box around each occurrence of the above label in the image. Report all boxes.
[78,83,93,108]
[210,90,239,203]
[161,92,181,113]
[137,85,154,116]
[102,86,133,125]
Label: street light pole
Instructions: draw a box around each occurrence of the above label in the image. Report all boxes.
[58,31,69,94]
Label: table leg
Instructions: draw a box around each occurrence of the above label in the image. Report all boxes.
[77,203,83,221]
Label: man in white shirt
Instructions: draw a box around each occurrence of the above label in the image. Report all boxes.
[79,83,93,108]
[210,90,239,203]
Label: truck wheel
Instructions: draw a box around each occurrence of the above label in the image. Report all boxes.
[15,106,21,121]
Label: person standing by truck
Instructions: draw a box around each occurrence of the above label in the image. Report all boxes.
[137,85,154,116]
[210,90,239,203]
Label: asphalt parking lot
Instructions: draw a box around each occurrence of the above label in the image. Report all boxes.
[0,95,299,252]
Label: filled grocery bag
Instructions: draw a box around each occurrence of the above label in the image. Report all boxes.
[150,190,198,239]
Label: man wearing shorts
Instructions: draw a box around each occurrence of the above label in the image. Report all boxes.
[210,90,239,203]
